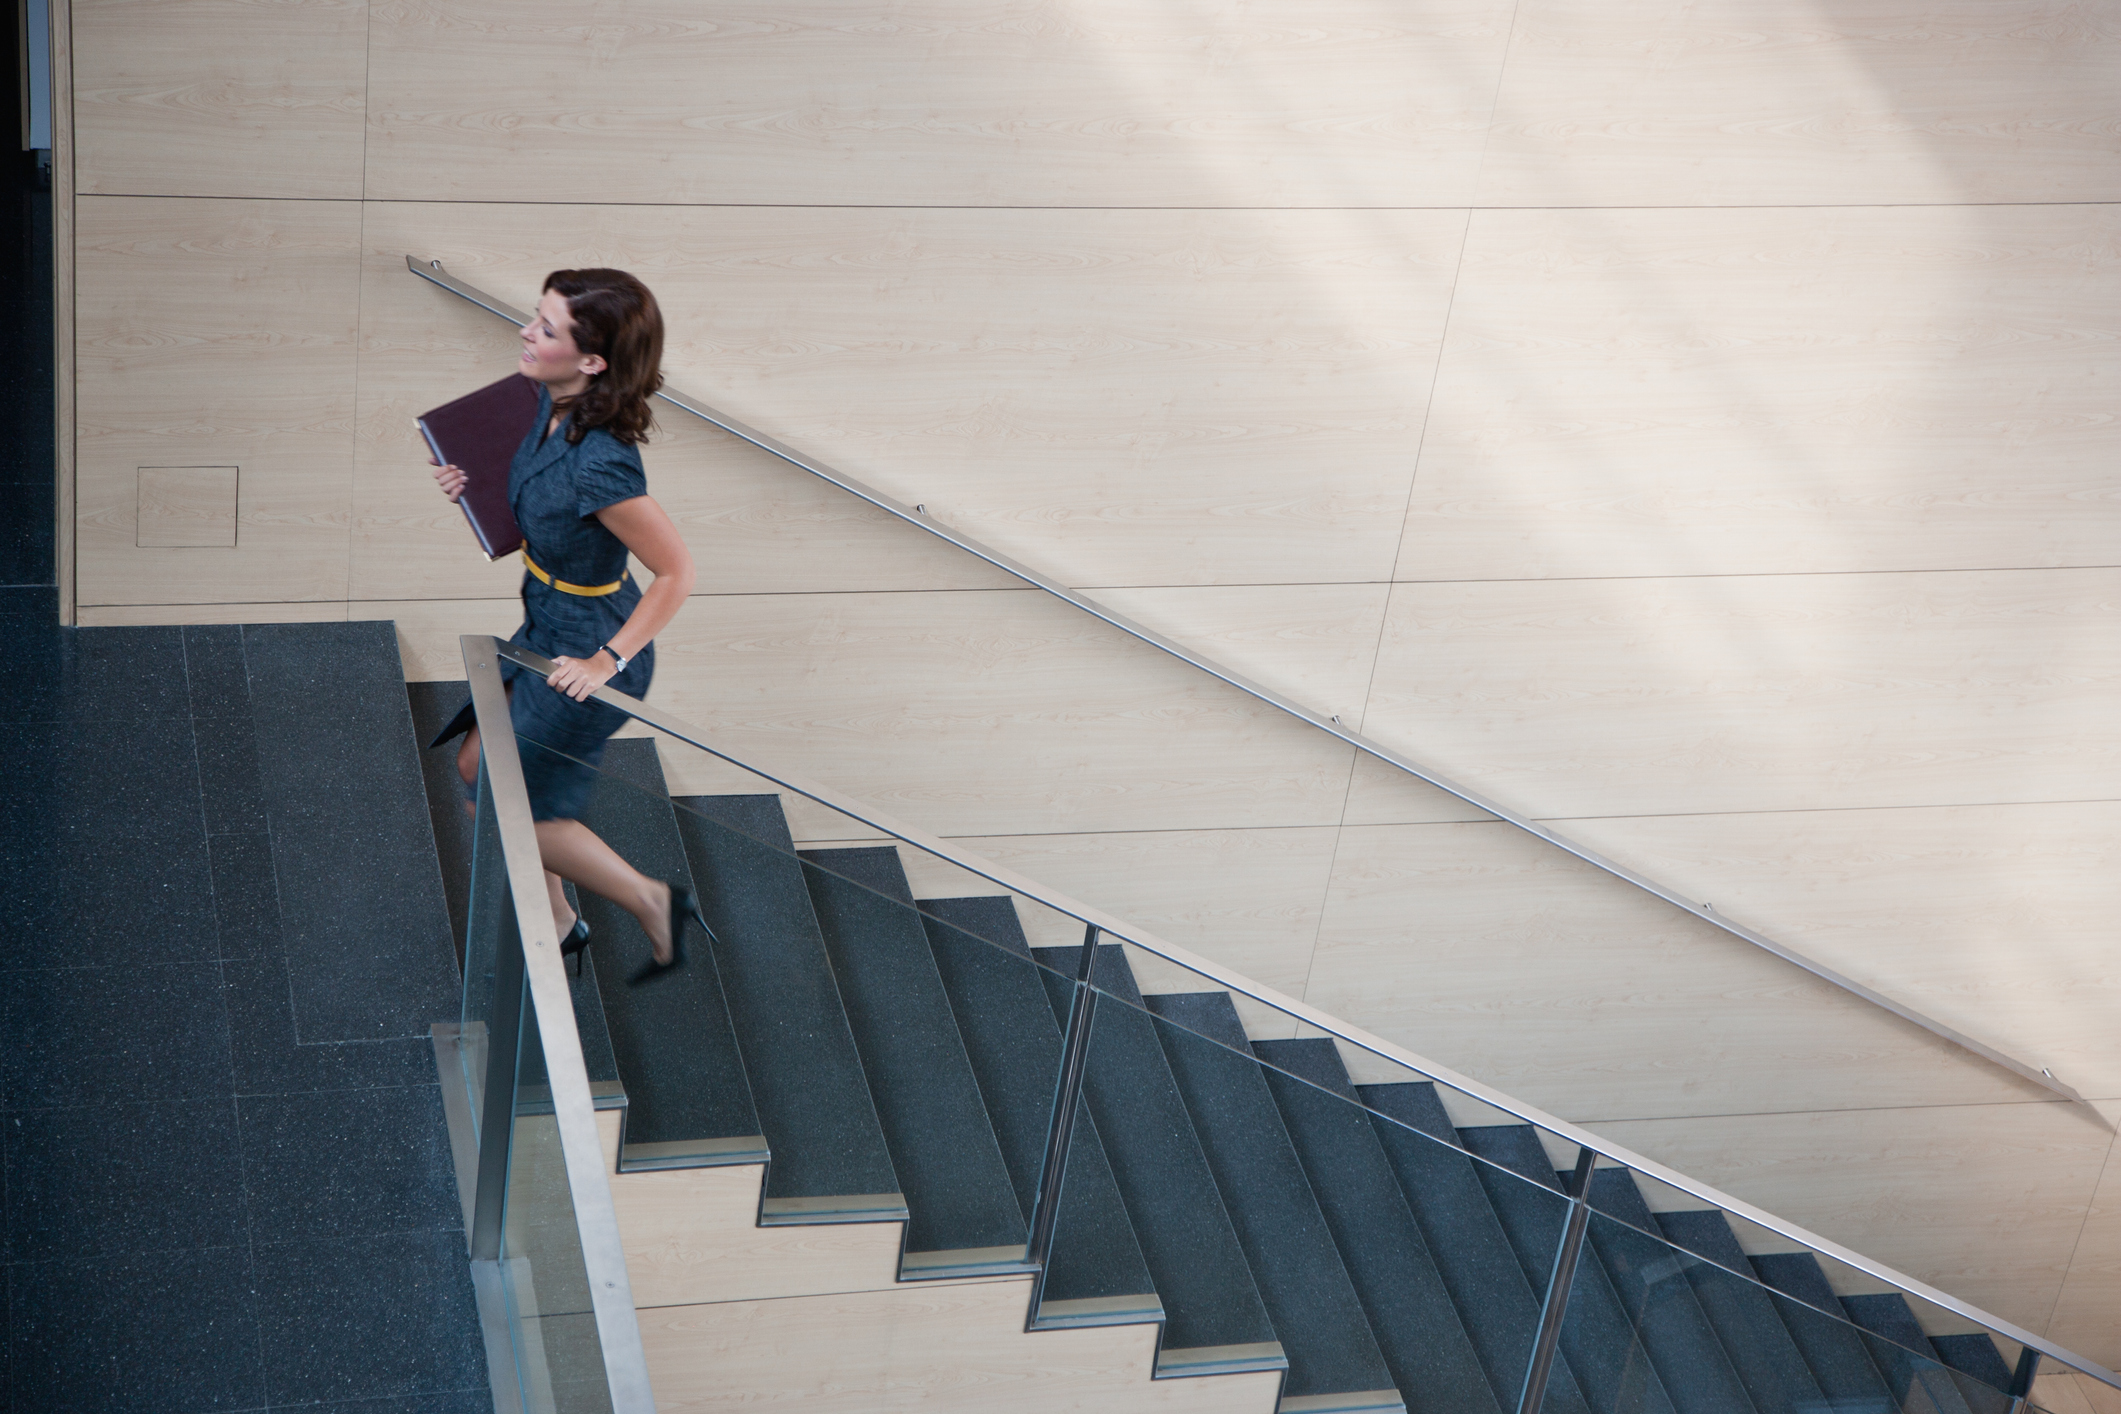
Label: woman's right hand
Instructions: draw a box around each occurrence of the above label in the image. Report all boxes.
[432,461,469,503]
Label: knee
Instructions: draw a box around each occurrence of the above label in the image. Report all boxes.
[455,731,480,789]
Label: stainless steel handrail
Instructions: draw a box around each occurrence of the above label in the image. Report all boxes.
[406,252,2079,1106]
[463,640,658,1413]
[476,634,2119,1392]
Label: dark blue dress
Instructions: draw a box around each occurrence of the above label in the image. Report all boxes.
[434,386,657,821]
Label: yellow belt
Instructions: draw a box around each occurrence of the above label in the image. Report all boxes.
[523,550,625,597]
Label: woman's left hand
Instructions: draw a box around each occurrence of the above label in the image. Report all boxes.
[547,651,619,702]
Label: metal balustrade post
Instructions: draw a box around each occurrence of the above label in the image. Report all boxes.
[1517,1148,1598,1414]
[2009,1347,2041,1412]
[1025,924,1103,1291]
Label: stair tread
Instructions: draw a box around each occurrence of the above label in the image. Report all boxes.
[919,897,1156,1319]
[1929,1333,2015,1393]
[1648,1208,1827,1414]
[246,621,458,1042]
[1033,943,1278,1362]
[579,745,762,1158]
[1254,1038,1503,1414]
[1146,994,1398,1408]
[797,848,1025,1261]
[1580,1169,1763,1414]
[1457,1125,1680,1414]
[1359,1087,1592,1414]
[1746,1253,1897,1407]
[671,795,897,1204]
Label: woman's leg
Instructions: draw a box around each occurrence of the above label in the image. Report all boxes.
[535,818,677,963]
[460,724,583,940]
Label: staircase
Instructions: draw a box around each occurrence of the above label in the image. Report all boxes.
[414,702,2041,1414]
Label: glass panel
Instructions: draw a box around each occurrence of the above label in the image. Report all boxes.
[472,649,2121,1414]
[463,732,641,1411]
[497,966,614,1414]
[1118,939,1576,1408]
[1574,1193,2025,1414]
[458,762,507,1143]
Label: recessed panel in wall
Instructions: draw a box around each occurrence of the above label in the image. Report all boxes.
[74,0,369,199]
[136,466,238,547]
[364,0,1515,207]
[76,196,360,607]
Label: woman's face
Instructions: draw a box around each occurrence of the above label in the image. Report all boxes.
[520,290,606,394]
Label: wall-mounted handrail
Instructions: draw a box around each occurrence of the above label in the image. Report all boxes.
[406,253,2079,1107]
[471,634,2117,1391]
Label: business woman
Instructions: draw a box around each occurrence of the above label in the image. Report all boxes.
[432,268,703,983]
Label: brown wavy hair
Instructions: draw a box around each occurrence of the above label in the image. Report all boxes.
[544,269,664,445]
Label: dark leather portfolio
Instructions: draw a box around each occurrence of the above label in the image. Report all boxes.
[417,374,541,560]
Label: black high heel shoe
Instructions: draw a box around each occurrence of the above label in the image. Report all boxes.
[560,917,592,978]
[627,883,712,986]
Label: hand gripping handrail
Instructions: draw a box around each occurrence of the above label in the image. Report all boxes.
[471,634,2118,1393]
[407,254,2081,1106]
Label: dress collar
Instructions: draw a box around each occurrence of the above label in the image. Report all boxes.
[520,384,574,480]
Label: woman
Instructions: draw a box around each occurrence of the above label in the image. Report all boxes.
[431,268,703,984]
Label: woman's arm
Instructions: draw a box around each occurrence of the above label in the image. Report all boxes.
[545,495,696,701]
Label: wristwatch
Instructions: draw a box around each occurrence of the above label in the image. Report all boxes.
[598,643,630,674]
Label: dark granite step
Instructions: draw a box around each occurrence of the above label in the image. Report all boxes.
[1359,1084,1591,1414]
[1840,1294,1980,1414]
[1650,1208,1827,1414]
[1580,1170,1760,1414]
[1456,1125,1678,1414]
[670,794,901,1223]
[1147,995,1401,1413]
[246,621,460,1043]
[1747,1253,1897,1410]
[1253,1038,1502,1414]
[576,743,764,1170]
[404,679,478,969]
[1929,1334,2016,1401]
[1033,943,1284,1380]
[918,897,1158,1329]
[797,848,1027,1276]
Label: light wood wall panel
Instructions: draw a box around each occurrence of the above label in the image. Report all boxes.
[1589,1102,2114,1351]
[2047,1109,2121,1368]
[1476,0,2121,207]
[951,825,1343,1001]
[1350,569,2121,823]
[75,196,361,608]
[357,201,1467,595]
[364,0,1514,208]
[1548,802,2121,1101]
[1397,205,2121,583]
[74,0,368,199]
[639,1282,1281,1414]
[1304,820,2044,1123]
[640,587,1357,838]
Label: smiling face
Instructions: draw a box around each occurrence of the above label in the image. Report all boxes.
[519,290,607,398]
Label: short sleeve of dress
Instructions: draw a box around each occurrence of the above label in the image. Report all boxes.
[573,433,648,519]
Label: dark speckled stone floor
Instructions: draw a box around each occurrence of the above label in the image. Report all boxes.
[0,618,490,1414]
